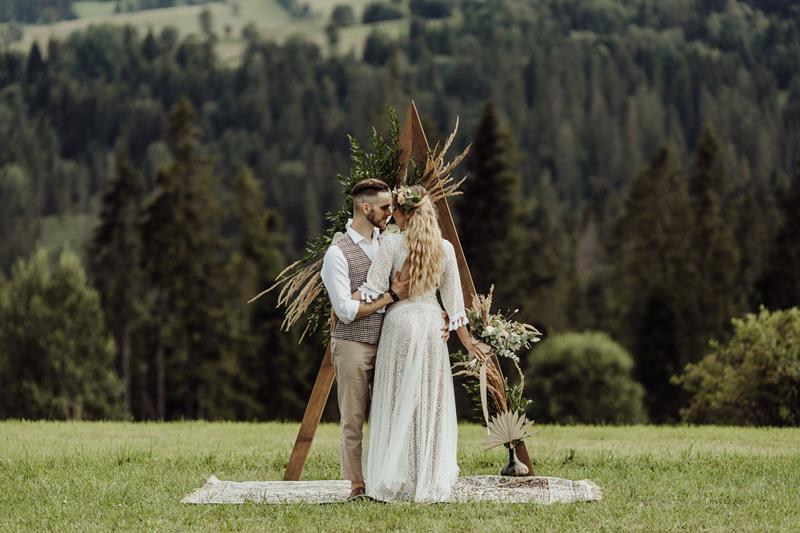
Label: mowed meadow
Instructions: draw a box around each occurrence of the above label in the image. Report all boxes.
[1,422,799,531]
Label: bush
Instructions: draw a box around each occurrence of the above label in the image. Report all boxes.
[675,307,800,426]
[362,2,403,23]
[0,249,121,420]
[525,332,647,424]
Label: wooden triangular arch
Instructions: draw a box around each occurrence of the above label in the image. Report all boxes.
[283,102,533,481]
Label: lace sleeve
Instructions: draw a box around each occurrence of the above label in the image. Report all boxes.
[438,240,467,330]
[359,234,397,302]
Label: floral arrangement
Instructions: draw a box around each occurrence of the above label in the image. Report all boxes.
[452,286,541,448]
[394,186,423,211]
[467,287,541,364]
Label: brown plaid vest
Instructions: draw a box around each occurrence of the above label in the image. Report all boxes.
[331,233,384,345]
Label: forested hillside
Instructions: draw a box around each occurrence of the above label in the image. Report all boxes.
[1,0,76,23]
[1,0,798,422]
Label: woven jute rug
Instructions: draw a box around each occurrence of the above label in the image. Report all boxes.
[181,475,602,505]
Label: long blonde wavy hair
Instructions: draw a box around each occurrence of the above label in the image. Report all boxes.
[400,186,445,298]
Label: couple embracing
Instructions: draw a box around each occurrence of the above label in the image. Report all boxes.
[320,178,487,503]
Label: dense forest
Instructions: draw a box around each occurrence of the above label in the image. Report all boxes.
[1,0,799,423]
[1,0,76,24]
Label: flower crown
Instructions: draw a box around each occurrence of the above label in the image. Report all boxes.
[394,186,426,211]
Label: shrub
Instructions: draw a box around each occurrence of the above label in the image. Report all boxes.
[525,331,647,424]
[362,2,403,23]
[0,249,121,420]
[675,307,800,426]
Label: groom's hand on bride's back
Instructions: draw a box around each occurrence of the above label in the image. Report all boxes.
[390,273,410,300]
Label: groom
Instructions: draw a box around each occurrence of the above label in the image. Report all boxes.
[320,178,409,499]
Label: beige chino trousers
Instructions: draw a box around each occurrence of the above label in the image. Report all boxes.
[331,337,377,488]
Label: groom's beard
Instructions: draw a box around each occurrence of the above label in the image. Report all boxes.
[367,208,388,231]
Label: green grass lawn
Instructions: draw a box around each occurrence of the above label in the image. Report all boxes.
[1,422,798,531]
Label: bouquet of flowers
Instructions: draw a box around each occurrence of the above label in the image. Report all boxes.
[451,286,541,451]
[467,287,541,364]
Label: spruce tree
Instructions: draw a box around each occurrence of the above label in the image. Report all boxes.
[782,77,800,171]
[456,101,525,309]
[142,31,159,62]
[686,122,742,359]
[612,146,695,421]
[760,164,800,309]
[229,167,317,419]
[518,173,571,333]
[734,183,773,309]
[25,42,45,82]
[89,154,144,417]
[140,97,229,419]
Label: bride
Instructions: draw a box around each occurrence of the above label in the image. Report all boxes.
[355,184,487,502]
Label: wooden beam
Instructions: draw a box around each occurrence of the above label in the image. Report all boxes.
[283,343,335,480]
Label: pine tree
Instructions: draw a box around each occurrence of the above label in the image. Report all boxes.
[89,154,144,418]
[760,164,800,309]
[686,122,742,358]
[456,101,525,309]
[612,146,696,421]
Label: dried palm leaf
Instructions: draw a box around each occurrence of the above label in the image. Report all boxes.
[485,410,535,450]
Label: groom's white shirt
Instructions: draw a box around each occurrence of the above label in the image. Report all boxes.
[321,219,381,324]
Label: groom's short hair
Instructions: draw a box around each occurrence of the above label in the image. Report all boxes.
[351,178,390,206]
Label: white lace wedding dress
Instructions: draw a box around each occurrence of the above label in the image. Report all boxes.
[360,232,466,503]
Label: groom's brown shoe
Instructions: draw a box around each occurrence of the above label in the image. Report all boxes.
[348,486,366,501]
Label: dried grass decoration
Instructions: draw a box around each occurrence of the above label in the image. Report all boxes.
[248,109,471,341]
